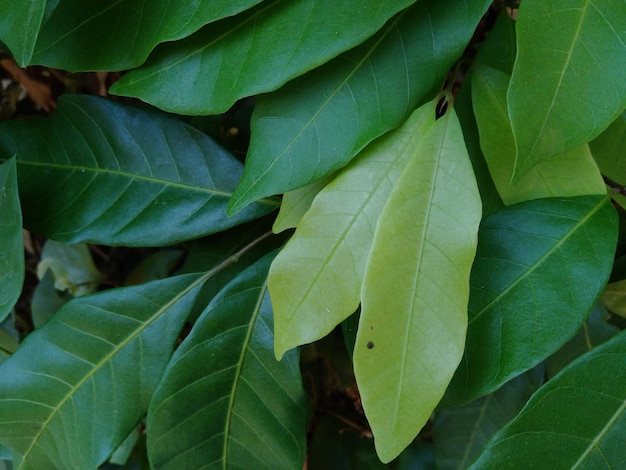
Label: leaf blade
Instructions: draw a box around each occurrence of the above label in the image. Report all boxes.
[354,107,482,462]
[0,0,45,65]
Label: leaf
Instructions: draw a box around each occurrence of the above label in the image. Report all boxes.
[0,273,208,469]
[123,249,185,286]
[0,95,277,246]
[0,158,23,321]
[0,0,45,65]
[272,177,332,233]
[30,270,73,329]
[470,329,626,469]
[110,0,418,114]
[269,103,436,360]
[147,253,307,469]
[473,63,606,204]
[546,304,619,377]
[446,196,618,404]
[590,111,626,209]
[353,106,482,462]
[433,365,545,470]
[30,0,263,70]
[0,328,18,365]
[228,0,491,212]
[600,279,626,319]
[37,240,104,296]
[508,0,626,180]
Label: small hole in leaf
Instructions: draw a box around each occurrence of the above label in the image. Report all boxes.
[367,341,374,349]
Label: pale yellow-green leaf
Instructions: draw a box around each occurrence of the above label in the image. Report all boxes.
[269,104,436,359]
[272,177,332,233]
[354,106,481,463]
[600,279,626,319]
[472,64,605,205]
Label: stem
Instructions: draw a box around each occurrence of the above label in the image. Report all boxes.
[603,175,626,197]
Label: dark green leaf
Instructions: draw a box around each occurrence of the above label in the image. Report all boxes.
[433,365,545,469]
[0,95,277,246]
[30,0,263,70]
[0,158,23,321]
[30,270,73,329]
[228,0,491,212]
[470,329,626,469]
[354,107,482,462]
[0,0,45,65]
[590,111,626,209]
[0,273,207,469]
[111,0,418,114]
[508,0,626,179]
[147,253,307,469]
[446,196,618,404]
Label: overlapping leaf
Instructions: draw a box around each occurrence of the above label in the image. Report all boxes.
[269,104,435,359]
[227,0,491,213]
[433,365,545,470]
[0,95,277,246]
[472,13,605,204]
[0,158,23,320]
[147,253,306,469]
[111,0,418,114]
[354,107,482,462]
[0,273,206,469]
[590,111,626,208]
[508,0,626,179]
[272,177,332,233]
[446,196,618,404]
[30,0,263,71]
[0,0,45,65]
[471,330,626,468]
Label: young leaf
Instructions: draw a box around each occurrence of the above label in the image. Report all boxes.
[473,64,606,204]
[147,253,307,469]
[272,177,332,233]
[433,365,545,470]
[0,0,45,65]
[0,95,277,246]
[446,196,618,404]
[270,104,436,360]
[0,158,23,321]
[508,0,626,179]
[0,273,207,469]
[110,0,417,114]
[354,106,482,462]
[30,0,262,70]
[470,329,626,469]
[228,0,491,213]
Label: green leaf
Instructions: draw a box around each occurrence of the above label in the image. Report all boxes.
[470,329,626,469]
[546,304,619,377]
[30,0,262,70]
[600,279,626,319]
[508,0,626,179]
[0,273,207,469]
[0,95,277,246]
[473,64,606,204]
[0,158,23,321]
[0,328,18,365]
[446,196,618,404]
[590,111,626,209]
[31,270,73,328]
[0,0,45,65]
[269,103,436,360]
[272,177,332,234]
[37,240,104,296]
[353,106,482,462]
[147,253,307,469]
[433,365,545,470]
[110,0,418,114]
[228,0,491,212]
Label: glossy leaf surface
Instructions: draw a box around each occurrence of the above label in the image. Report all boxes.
[270,104,435,359]
[0,274,206,469]
[148,253,306,469]
[354,107,482,462]
[0,158,23,320]
[228,0,491,212]
[0,95,277,246]
[111,0,417,114]
[508,0,626,179]
[0,0,45,65]
[30,0,263,71]
[447,196,618,404]
[471,330,626,469]
[433,365,545,470]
